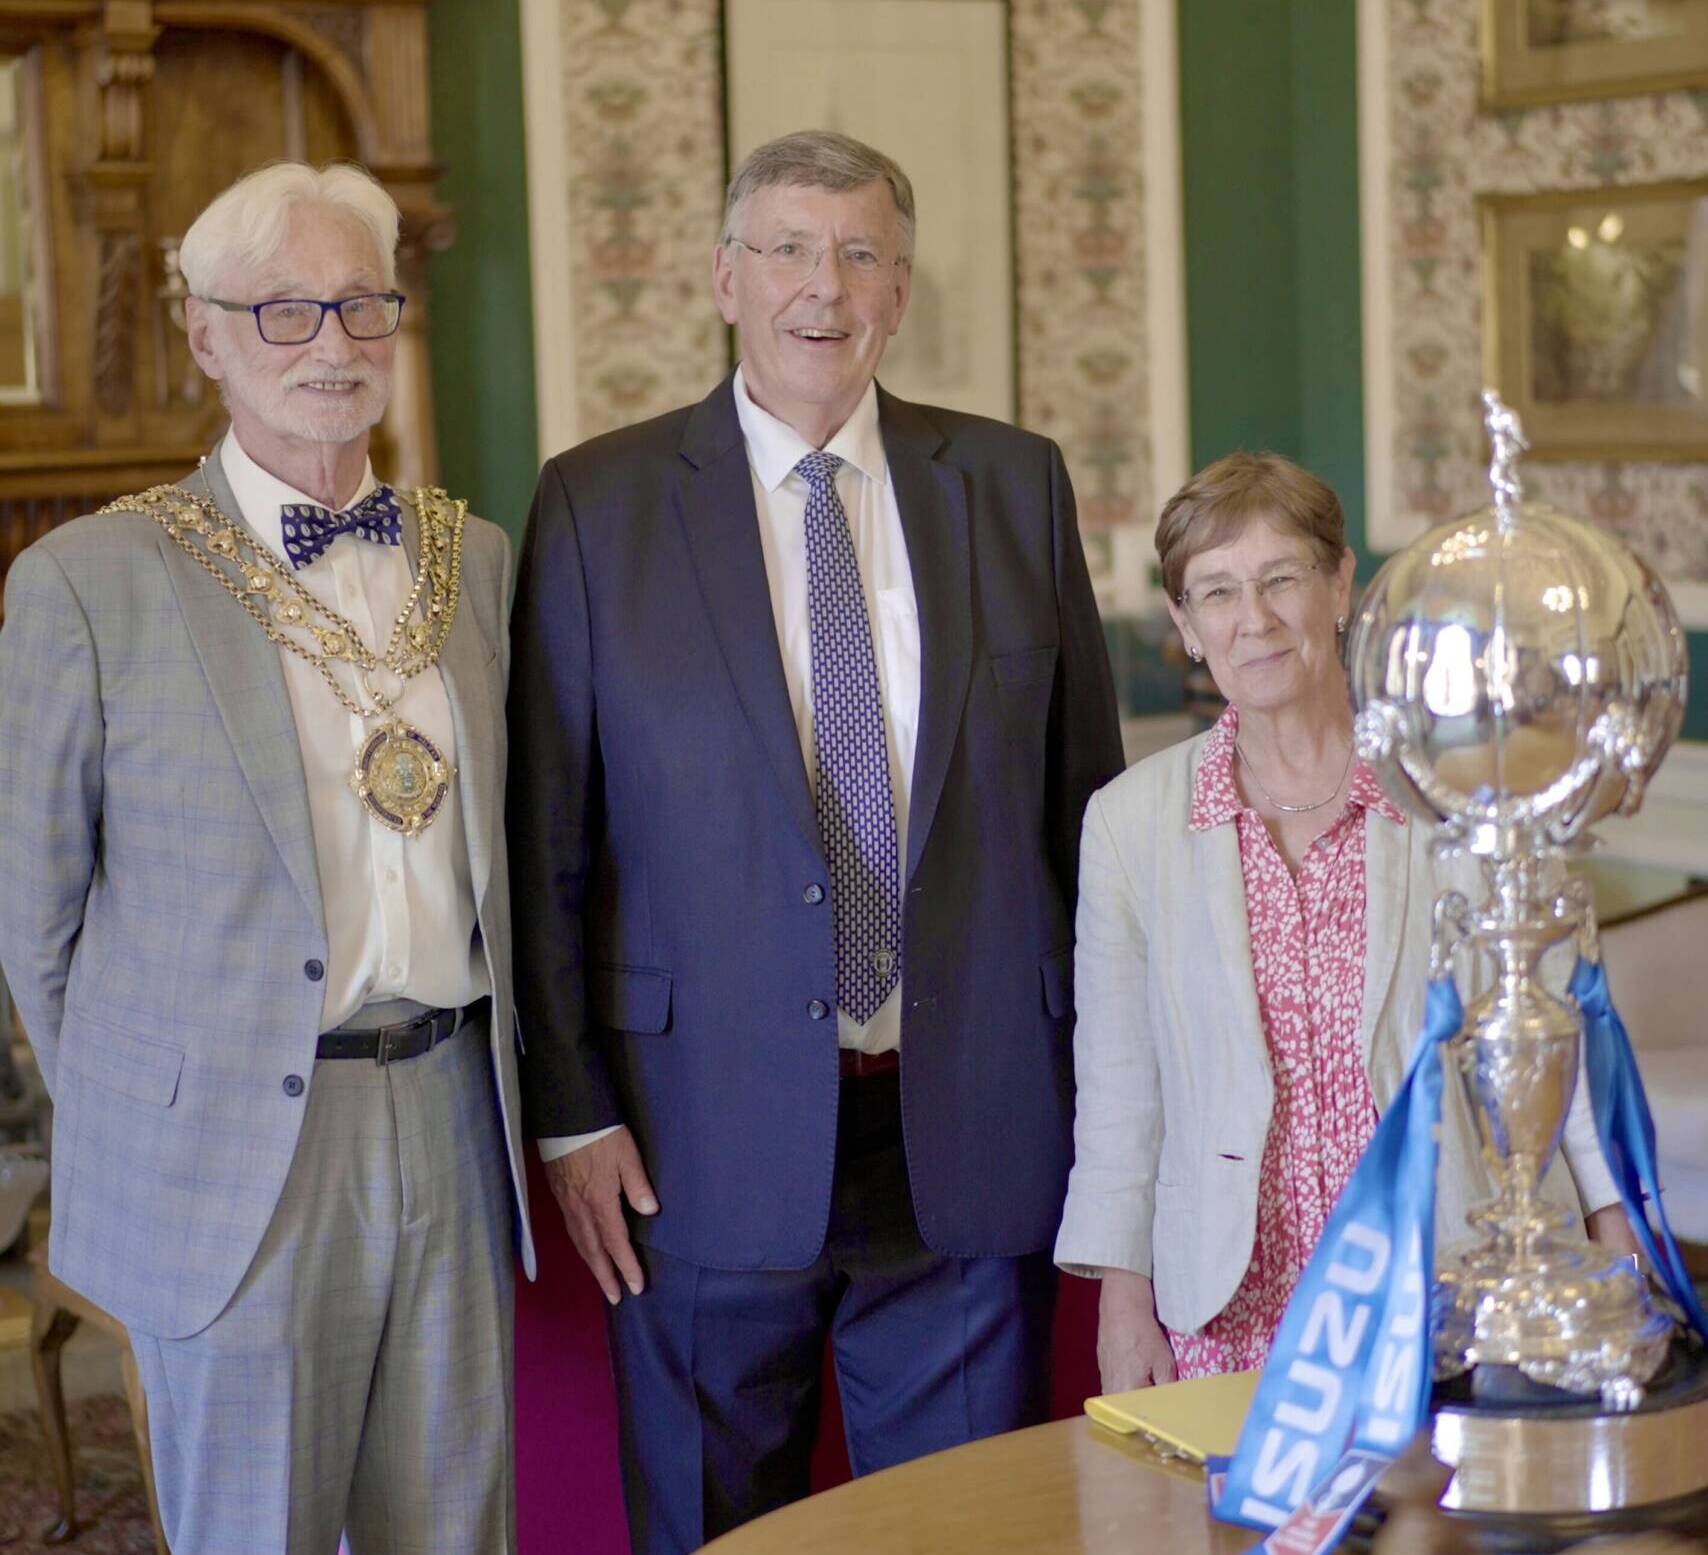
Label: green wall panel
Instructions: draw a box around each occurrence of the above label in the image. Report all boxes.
[1178,0,1299,467]
[427,0,538,550]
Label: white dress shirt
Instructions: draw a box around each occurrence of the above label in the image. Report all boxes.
[538,367,922,1162]
[219,432,489,1033]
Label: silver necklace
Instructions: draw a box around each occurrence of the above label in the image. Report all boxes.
[1234,738,1354,814]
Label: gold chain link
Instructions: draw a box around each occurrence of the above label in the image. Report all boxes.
[104,478,466,721]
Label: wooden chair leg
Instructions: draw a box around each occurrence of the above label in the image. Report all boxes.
[28,1300,81,1545]
[121,1344,170,1555]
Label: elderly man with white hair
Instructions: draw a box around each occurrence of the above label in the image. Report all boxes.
[0,161,532,1554]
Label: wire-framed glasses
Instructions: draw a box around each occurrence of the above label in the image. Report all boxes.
[1179,561,1324,620]
[202,292,407,345]
[725,236,907,287]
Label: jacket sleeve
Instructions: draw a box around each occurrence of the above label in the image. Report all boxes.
[1055,788,1162,1279]
[506,459,622,1138]
[0,546,104,1098]
[1043,440,1126,916]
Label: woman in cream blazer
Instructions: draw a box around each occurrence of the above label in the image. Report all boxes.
[1054,453,1632,1392]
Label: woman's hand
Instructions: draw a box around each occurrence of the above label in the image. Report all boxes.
[1585,1202,1644,1260]
[1097,1268,1178,1392]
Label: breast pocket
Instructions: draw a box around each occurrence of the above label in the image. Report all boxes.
[990,644,1058,691]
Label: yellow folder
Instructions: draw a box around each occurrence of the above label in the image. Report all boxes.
[1084,1368,1260,1463]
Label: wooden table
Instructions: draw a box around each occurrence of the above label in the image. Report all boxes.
[700,1418,1254,1554]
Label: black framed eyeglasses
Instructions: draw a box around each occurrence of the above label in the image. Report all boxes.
[202,292,406,345]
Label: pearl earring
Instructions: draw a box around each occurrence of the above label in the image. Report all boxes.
[1336,615,1347,634]
[1188,646,1203,663]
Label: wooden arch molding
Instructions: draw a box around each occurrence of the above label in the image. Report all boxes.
[0,0,449,614]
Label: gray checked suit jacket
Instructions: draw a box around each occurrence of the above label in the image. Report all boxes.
[0,447,535,1338]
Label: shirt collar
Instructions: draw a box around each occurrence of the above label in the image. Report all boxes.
[1189,706,1244,831]
[1188,703,1407,831]
[731,365,889,493]
[217,428,378,561]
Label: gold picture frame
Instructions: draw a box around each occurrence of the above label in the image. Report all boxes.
[1482,0,1708,110]
[1481,181,1708,461]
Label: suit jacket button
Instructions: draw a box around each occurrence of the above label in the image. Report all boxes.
[808,999,829,1020]
[304,959,325,982]
[803,883,824,905]
[282,1074,305,1098]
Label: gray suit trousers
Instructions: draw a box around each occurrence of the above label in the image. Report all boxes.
[129,1015,515,1555]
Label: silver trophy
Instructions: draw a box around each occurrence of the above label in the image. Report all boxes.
[1350,393,1708,1524]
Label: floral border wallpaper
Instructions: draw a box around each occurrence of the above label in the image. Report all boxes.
[547,0,1165,600]
[1378,0,1708,600]
[556,0,728,441]
[1012,0,1154,583]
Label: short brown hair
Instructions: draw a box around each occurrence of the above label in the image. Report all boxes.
[1155,452,1346,602]
[722,130,916,259]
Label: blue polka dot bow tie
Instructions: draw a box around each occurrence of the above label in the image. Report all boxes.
[279,485,403,570]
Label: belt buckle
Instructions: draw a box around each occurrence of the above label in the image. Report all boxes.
[374,1024,399,1067]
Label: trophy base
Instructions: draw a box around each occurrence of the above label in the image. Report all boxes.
[1434,1232,1674,1403]
[1364,1331,1708,1550]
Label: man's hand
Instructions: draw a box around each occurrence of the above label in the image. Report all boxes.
[1097,1268,1177,1392]
[543,1127,659,1304]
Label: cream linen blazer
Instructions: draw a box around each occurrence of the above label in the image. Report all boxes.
[1054,730,1619,1338]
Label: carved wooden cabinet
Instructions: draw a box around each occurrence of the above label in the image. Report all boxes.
[0,0,448,616]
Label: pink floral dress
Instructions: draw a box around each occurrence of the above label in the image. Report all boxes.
[1168,706,1407,1380]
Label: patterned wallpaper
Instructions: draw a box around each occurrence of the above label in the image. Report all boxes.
[542,0,1169,603]
[555,0,728,439]
[1012,0,1154,577]
[1376,0,1708,606]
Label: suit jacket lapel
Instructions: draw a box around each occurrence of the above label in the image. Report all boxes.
[403,504,497,911]
[675,378,823,856]
[1360,812,1412,1072]
[879,389,971,884]
[166,446,325,938]
[1199,817,1271,1074]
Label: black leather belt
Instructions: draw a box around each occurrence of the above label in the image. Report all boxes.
[316,996,490,1065]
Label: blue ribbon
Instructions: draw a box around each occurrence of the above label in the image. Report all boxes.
[1572,955,1708,1342]
[1210,977,1459,1540]
[1209,957,1703,1553]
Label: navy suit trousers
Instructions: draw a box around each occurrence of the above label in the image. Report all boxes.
[607,1071,1057,1555]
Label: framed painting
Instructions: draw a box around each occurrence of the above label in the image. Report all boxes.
[1481,181,1708,461]
[723,0,1015,422]
[1483,0,1708,109]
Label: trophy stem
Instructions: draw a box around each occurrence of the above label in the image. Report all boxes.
[1435,858,1672,1405]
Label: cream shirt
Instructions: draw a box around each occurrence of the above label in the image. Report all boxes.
[219,432,488,1033]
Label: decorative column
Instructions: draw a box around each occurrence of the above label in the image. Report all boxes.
[77,1,159,436]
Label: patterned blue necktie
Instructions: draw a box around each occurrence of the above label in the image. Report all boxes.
[279,484,402,570]
[797,451,902,1024]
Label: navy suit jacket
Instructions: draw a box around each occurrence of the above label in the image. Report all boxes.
[508,376,1125,1267]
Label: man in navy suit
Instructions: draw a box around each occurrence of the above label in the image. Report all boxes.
[508,129,1125,1554]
